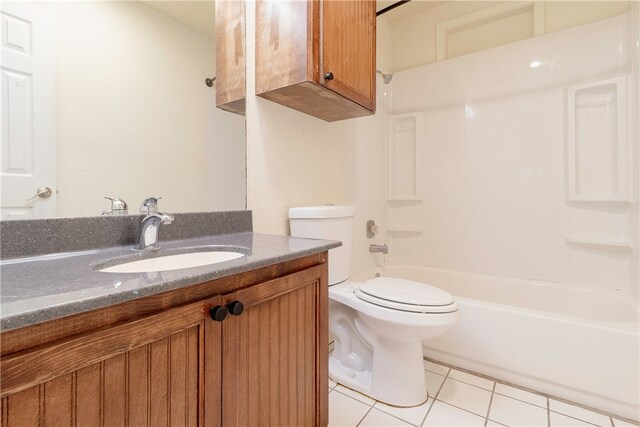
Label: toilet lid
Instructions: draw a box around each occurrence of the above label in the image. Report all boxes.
[356,277,456,313]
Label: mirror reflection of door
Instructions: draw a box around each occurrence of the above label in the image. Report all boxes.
[1,2,57,219]
[1,1,246,220]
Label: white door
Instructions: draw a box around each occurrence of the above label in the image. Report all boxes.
[1,2,56,219]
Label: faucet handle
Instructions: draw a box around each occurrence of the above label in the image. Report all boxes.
[103,197,128,215]
[140,196,162,215]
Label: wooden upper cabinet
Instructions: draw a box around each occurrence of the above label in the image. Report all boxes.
[216,0,246,115]
[256,0,376,122]
[321,0,376,112]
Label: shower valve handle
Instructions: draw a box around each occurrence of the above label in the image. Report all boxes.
[324,72,334,81]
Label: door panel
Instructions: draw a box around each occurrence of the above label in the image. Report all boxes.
[221,265,328,427]
[321,0,376,111]
[0,2,56,219]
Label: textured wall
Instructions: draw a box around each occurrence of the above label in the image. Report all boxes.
[244,0,348,236]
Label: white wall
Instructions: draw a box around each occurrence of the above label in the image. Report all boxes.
[387,13,639,296]
[46,1,245,217]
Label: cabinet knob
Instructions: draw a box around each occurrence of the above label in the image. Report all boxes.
[210,305,228,322]
[324,72,334,81]
[228,301,244,316]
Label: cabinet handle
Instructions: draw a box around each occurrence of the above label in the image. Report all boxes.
[324,72,334,81]
[210,305,228,322]
[228,301,244,316]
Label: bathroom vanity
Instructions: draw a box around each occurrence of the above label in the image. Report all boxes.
[0,212,336,426]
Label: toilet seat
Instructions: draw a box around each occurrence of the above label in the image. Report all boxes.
[355,277,458,313]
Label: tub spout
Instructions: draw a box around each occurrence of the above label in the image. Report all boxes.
[369,244,388,254]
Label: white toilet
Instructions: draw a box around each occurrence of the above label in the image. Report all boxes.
[289,206,459,407]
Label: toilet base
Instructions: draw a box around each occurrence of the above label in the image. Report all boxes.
[330,338,428,407]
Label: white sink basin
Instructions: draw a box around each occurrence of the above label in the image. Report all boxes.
[99,251,245,273]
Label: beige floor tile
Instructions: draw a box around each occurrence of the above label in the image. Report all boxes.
[448,369,494,391]
[423,360,450,376]
[422,400,486,427]
[375,398,433,426]
[425,371,446,398]
[550,400,611,426]
[436,378,492,417]
[494,383,547,408]
[360,408,413,427]
[489,393,548,427]
[612,417,640,427]
[335,385,376,406]
[329,391,371,427]
[550,411,597,426]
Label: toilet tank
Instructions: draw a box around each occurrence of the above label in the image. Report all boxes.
[289,206,355,285]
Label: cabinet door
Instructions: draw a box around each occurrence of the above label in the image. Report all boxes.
[321,0,376,111]
[0,298,223,427]
[215,0,246,114]
[221,264,328,427]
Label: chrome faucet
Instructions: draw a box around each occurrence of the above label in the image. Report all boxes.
[136,197,174,250]
[369,244,388,254]
[102,197,128,215]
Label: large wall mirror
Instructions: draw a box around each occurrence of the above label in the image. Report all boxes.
[1,1,246,220]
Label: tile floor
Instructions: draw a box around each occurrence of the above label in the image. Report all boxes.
[328,359,639,427]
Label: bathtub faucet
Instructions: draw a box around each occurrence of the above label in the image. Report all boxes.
[369,244,388,254]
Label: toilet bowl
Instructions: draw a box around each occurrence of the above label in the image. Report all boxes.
[329,279,459,406]
[289,206,460,407]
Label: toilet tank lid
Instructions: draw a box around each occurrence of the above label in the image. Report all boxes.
[289,205,356,219]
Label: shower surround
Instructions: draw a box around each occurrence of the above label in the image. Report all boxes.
[381,11,640,421]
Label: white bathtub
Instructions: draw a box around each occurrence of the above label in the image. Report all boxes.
[355,264,640,421]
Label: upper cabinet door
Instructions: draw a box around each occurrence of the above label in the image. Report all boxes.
[216,0,246,115]
[321,0,376,111]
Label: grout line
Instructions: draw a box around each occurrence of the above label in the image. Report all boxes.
[419,368,450,426]
[548,409,602,427]
[424,356,631,423]
[610,416,615,427]
[443,375,494,392]
[547,397,551,427]
[492,390,547,410]
[484,382,497,427]
[355,405,375,427]
[333,387,376,408]
[433,400,493,422]
[371,403,423,427]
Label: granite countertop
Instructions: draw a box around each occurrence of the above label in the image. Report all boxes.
[0,232,340,332]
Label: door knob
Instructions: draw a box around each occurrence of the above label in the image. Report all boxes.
[210,305,228,322]
[228,301,244,316]
[324,72,334,81]
[26,186,53,202]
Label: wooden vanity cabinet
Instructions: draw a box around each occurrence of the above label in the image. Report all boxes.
[221,265,328,426]
[255,0,376,122]
[0,256,328,427]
